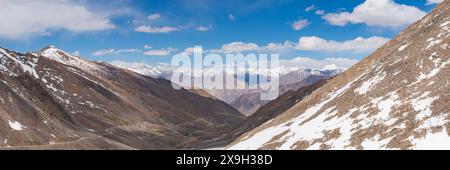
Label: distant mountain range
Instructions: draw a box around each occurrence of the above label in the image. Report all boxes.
[110,60,343,82]
[111,61,343,115]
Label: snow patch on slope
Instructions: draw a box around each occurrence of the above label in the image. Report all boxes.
[398,45,408,51]
[371,92,400,120]
[8,120,26,131]
[411,92,439,120]
[412,131,450,150]
[354,72,386,95]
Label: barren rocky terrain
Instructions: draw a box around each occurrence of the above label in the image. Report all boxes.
[229,1,450,150]
[0,46,245,149]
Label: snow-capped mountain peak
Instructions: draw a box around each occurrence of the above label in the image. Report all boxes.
[40,45,96,71]
[322,64,339,71]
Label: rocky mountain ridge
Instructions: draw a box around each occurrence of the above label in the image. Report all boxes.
[0,46,245,149]
[228,0,450,150]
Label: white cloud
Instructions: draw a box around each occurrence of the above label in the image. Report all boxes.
[92,49,115,56]
[0,0,115,39]
[229,14,236,20]
[315,10,325,15]
[281,57,359,69]
[147,13,161,20]
[264,41,296,51]
[185,41,295,54]
[135,25,179,33]
[322,0,427,27]
[92,47,176,56]
[208,41,296,53]
[144,50,170,56]
[291,19,311,31]
[92,48,141,56]
[144,45,153,49]
[426,0,444,5]
[297,36,390,52]
[202,36,387,54]
[196,25,212,31]
[221,42,260,53]
[115,49,141,54]
[181,35,388,55]
[305,4,316,12]
[144,48,177,56]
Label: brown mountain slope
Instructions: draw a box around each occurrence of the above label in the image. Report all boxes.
[183,78,329,148]
[226,79,330,142]
[229,1,450,150]
[0,46,245,149]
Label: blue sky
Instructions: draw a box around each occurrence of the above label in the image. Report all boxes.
[0,0,442,67]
